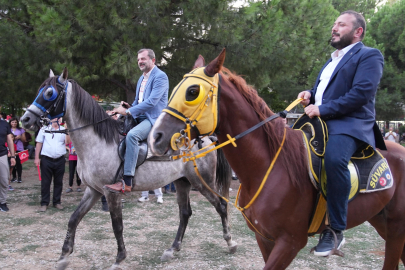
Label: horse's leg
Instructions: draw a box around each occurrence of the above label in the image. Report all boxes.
[105,191,127,269]
[161,177,191,261]
[369,210,405,270]
[259,234,307,270]
[382,221,405,270]
[191,179,237,254]
[57,187,102,270]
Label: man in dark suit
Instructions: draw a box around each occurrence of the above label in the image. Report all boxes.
[104,48,169,194]
[298,10,384,256]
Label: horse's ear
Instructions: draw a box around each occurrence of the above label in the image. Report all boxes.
[49,69,55,78]
[205,48,226,76]
[193,55,205,69]
[59,67,68,84]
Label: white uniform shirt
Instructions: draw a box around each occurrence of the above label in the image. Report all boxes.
[36,126,67,158]
[314,42,359,105]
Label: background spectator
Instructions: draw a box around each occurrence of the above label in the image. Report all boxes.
[35,118,68,212]
[9,117,25,183]
[384,127,397,143]
[65,141,82,193]
[0,117,16,212]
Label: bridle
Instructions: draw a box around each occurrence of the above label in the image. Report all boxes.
[163,67,303,241]
[27,76,111,135]
[26,77,68,128]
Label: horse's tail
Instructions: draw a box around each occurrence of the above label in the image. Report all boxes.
[216,148,232,199]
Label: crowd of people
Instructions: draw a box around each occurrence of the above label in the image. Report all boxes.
[0,115,176,213]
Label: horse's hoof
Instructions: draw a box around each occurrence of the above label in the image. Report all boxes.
[228,241,238,254]
[56,258,69,270]
[160,250,174,261]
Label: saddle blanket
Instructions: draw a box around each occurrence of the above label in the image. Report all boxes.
[294,116,394,201]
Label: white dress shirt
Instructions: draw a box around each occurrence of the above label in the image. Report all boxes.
[314,42,359,105]
[138,66,155,104]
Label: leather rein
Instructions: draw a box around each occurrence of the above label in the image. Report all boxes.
[168,71,303,241]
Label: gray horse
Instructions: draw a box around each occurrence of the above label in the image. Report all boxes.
[20,68,237,270]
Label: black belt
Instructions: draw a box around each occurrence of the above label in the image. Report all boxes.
[42,155,65,161]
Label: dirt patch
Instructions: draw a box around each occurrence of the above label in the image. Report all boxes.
[0,159,399,269]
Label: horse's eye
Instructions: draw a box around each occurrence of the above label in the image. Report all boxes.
[43,86,57,101]
[185,85,200,102]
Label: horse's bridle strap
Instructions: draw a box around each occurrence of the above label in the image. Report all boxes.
[183,74,218,88]
[44,115,113,135]
[179,98,304,242]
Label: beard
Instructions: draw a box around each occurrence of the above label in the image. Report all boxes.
[330,29,355,50]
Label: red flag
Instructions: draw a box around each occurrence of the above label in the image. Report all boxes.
[37,165,41,181]
[18,150,29,164]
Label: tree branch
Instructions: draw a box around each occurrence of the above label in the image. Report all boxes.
[107,78,129,91]
[0,12,33,31]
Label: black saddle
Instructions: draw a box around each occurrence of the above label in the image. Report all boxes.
[293,114,393,202]
[117,115,170,169]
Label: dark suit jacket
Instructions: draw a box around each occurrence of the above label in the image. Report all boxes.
[128,66,169,126]
[308,42,384,149]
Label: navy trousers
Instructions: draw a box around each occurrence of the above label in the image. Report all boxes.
[324,134,365,231]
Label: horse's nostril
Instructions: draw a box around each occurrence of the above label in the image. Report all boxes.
[154,132,163,144]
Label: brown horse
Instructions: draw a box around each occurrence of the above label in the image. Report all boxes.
[148,49,405,269]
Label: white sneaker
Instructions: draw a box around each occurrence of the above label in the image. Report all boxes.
[157,196,163,204]
[138,197,149,202]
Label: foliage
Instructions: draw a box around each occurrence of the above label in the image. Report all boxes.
[369,0,405,120]
[0,1,57,115]
[0,0,404,121]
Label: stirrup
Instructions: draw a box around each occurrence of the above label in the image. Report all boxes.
[310,227,345,257]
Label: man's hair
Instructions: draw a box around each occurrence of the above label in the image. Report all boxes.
[137,48,155,60]
[341,10,366,39]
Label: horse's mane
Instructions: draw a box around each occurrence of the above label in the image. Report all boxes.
[38,77,120,144]
[219,67,308,189]
[69,80,120,144]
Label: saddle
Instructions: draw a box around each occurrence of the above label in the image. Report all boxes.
[292,114,394,234]
[113,115,172,181]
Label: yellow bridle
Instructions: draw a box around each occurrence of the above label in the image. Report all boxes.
[163,67,220,152]
[164,66,303,241]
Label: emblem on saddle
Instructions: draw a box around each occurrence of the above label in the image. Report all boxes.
[293,114,394,200]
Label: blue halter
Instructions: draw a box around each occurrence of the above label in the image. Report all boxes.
[31,76,68,121]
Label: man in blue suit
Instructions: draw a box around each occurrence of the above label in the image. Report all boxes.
[298,10,384,256]
[105,48,169,193]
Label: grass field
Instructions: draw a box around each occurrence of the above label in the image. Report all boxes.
[0,159,403,270]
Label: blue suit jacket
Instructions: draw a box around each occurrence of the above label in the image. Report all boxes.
[128,66,169,126]
[309,42,384,149]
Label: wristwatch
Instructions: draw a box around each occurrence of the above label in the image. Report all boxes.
[10,156,16,158]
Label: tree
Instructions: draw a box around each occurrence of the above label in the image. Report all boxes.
[369,0,405,120]
[0,1,58,115]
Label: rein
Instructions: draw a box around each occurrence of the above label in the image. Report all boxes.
[43,115,113,135]
[173,98,303,242]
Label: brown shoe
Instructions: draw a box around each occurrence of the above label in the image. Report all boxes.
[104,181,132,194]
[54,204,64,210]
[39,205,47,212]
